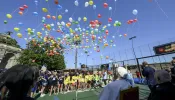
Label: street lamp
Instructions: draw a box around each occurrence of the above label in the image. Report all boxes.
[129,36,142,78]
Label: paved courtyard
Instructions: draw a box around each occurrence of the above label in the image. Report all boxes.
[36,84,150,100]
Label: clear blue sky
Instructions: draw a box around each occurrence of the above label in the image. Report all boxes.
[0,0,175,68]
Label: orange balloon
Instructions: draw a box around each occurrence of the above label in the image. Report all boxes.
[52,16,56,20]
[47,15,51,18]
[67,22,71,26]
[54,0,59,4]
[124,34,127,37]
[18,11,23,15]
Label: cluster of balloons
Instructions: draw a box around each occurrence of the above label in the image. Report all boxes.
[127,19,137,24]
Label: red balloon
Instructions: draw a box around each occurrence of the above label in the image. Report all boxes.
[98,14,101,18]
[90,21,94,25]
[105,30,109,33]
[127,21,131,24]
[133,19,138,22]
[97,49,100,52]
[23,5,28,8]
[108,18,112,22]
[129,20,134,23]
[19,7,25,11]
[103,3,108,8]
[54,0,59,4]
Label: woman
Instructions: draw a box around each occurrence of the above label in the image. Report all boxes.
[48,73,57,96]
[99,67,131,100]
[150,70,175,100]
[0,64,39,100]
[58,74,64,94]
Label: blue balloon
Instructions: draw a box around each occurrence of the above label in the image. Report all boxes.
[93,5,96,9]
[57,5,62,10]
[18,22,23,25]
[34,0,38,5]
[33,12,38,16]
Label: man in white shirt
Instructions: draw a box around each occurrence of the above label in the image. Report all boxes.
[103,70,108,85]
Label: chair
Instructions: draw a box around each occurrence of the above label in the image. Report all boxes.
[120,87,139,100]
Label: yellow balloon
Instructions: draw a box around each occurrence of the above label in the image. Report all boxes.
[27,28,32,32]
[47,24,51,30]
[6,14,12,19]
[14,27,20,32]
[83,17,87,22]
[114,23,117,27]
[17,33,22,38]
[37,32,42,36]
[42,8,48,12]
[89,1,93,5]
[58,15,62,20]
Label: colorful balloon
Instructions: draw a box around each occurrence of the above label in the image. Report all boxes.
[74,0,79,6]
[69,17,73,22]
[57,5,62,10]
[108,18,112,22]
[19,7,25,11]
[14,27,20,32]
[85,2,89,7]
[33,12,38,15]
[93,5,96,9]
[132,9,138,15]
[58,15,62,20]
[17,33,22,38]
[42,8,48,12]
[83,17,87,22]
[54,0,59,4]
[47,15,51,18]
[23,5,28,8]
[78,17,81,21]
[4,20,7,24]
[18,11,23,15]
[109,7,112,11]
[89,1,93,5]
[103,3,108,8]
[6,14,12,19]
[98,14,101,18]
[52,16,56,20]
[65,9,68,13]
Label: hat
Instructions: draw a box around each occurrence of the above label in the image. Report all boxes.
[117,67,128,78]
[155,70,171,84]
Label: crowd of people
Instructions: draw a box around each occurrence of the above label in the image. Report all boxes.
[1,60,175,100]
[34,69,113,97]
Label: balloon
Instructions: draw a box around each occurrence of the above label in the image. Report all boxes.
[109,7,112,11]
[34,0,38,5]
[52,16,56,20]
[54,0,59,4]
[19,7,25,11]
[6,14,12,19]
[98,14,101,18]
[47,15,51,18]
[124,34,127,37]
[116,22,121,26]
[108,18,112,22]
[107,24,111,27]
[18,11,23,15]
[89,1,93,5]
[4,20,7,24]
[103,3,108,8]
[23,5,28,8]
[17,33,22,38]
[93,5,96,9]
[18,22,23,25]
[78,17,81,21]
[42,17,46,20]
[83,17,87,22]
[27,28,32,32]
[42,8,48,12]
[85,2,89,7]
[61,21,65,26]
[65,9,68,13]
[69,17,73,22]
[33,12,38,15]
[58,15,62,20]
[57,5,62,10]
[119,34,122,37]
[14,27,20,32]
[74,0,79,6]
[112,36,115,38]
[133,19,138,22]
[132,9,138,15]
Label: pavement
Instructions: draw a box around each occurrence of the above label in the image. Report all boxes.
[36,84,150,100]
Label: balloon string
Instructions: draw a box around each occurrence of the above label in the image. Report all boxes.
[11,7,19,15]
[23,9,29,16]
[154,0,168,18]
[47,1,52,15]
[112,0,117,18]
[71,7,77,17]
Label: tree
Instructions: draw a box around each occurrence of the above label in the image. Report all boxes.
[18,40,66,70]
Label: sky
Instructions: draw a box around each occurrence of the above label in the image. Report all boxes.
[0,0,175,68]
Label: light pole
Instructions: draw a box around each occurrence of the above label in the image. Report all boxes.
[129,36,142,78]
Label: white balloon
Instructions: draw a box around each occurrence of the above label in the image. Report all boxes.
[108,24,111,27]
[24,38,27,41]
[109,7,112,11]
[75,28,78,31]
[112,36,115,38]
[61,21,65,26]
[42,17,46,20]
[95,28,98,32]
[85,2,89,7]
[57,22,60,25]
[132,9,138,15]
[51,23,54,27]
[93,5,96,9]
[78,17,81,21]
[69,17,73,22]
[115,21,119,23]
[65,9,68,13]
[83,28,85,31]
[74,0,79,6]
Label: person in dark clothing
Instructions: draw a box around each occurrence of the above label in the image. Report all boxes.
[142,61,156,91]
[0,64,39,100]
[150,70,175,100]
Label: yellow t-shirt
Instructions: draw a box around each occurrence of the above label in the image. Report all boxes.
[85,75,89,83]
[89,75,93,81]
[64,77,70,85]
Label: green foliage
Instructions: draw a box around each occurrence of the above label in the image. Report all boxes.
[18,41,66,70]
[0,36,20,48]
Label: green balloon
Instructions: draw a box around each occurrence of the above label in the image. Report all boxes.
[4,20,7,24]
